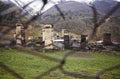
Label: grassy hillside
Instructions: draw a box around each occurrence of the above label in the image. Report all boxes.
[1,1,120,41]
[0,49,120,79]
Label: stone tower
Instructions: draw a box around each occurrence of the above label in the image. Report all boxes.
[15,23,25,46]
[103,33,112,45]
[42,24,54,49]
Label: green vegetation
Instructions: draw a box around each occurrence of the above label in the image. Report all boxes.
[0,49,120,79]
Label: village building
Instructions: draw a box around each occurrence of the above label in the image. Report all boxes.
[42,24,54,49]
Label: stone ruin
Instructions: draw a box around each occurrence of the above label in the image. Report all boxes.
[70,35,88,50]
[80,35,88,49]
[42,24,54,49]
[64,35,70,49]
[14,23,25,46]
[12,23,119,51]
[103,33,113,45]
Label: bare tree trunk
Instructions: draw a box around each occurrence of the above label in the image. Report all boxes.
[89,4,98,40]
